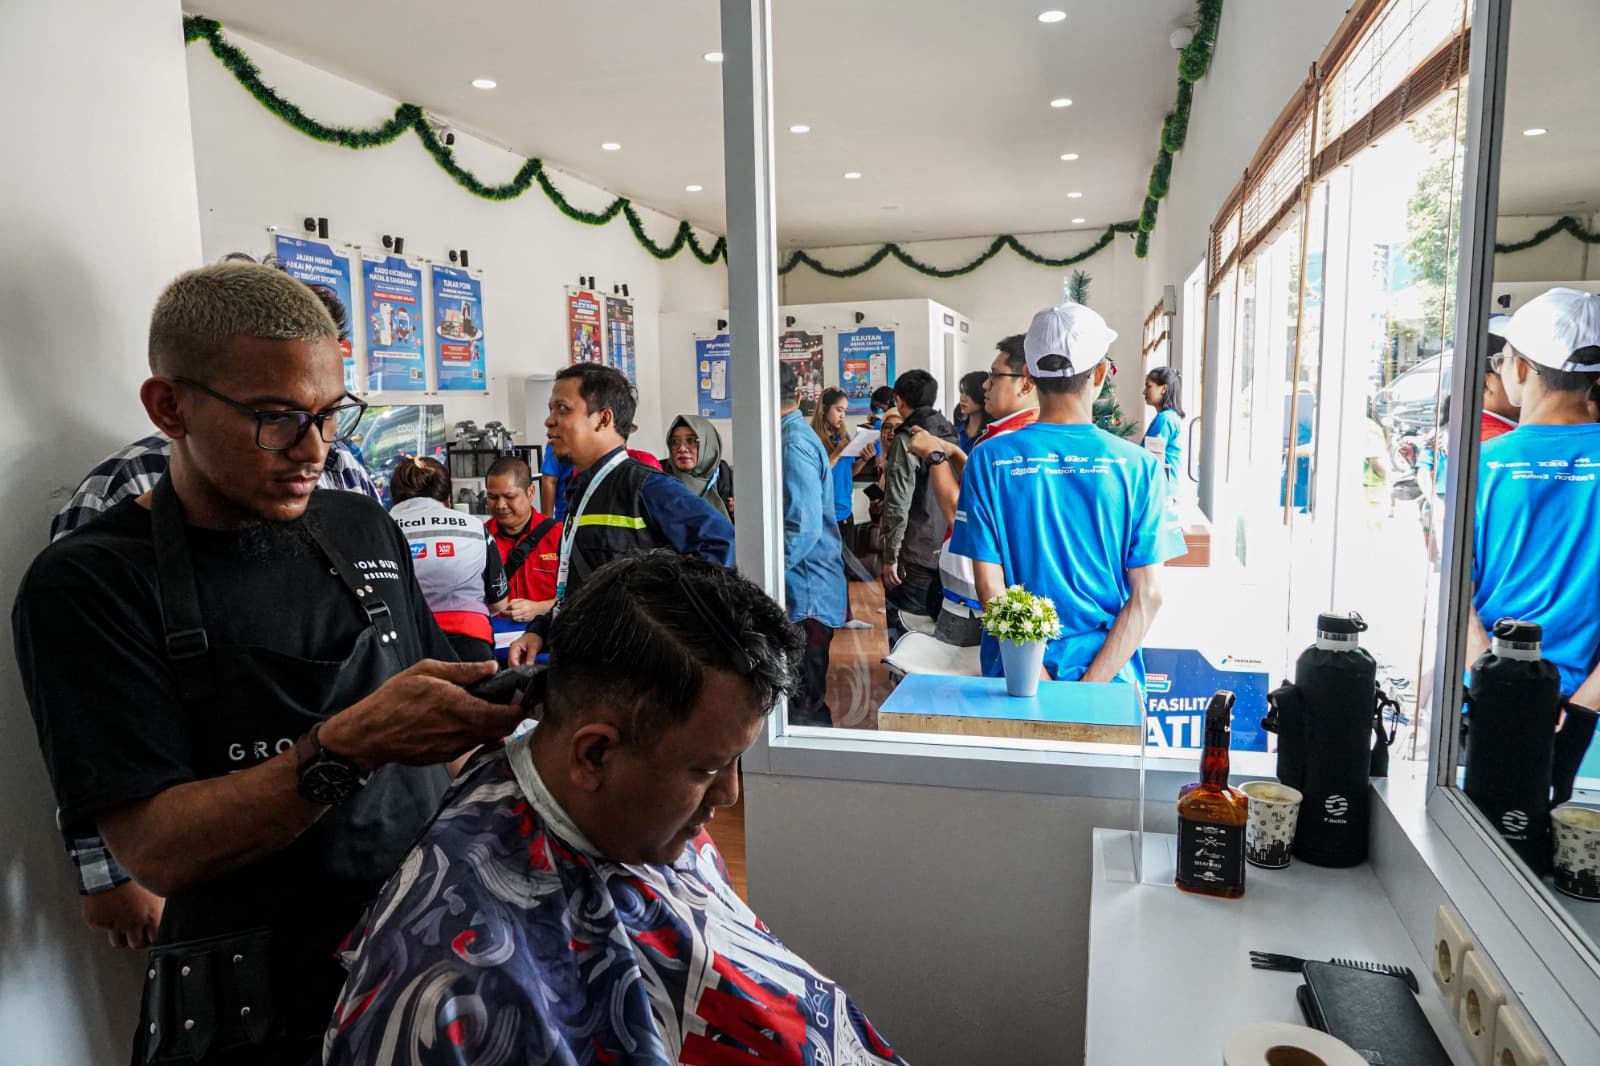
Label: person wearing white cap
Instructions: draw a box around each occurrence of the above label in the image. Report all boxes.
[1472,287,1600,801]
[948,300,1186,688]
[1481,314,1520,441]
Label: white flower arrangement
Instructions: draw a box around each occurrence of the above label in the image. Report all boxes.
[980,585,1063,645]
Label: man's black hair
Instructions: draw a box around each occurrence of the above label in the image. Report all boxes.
[485,455,533,489]
[1031,355,1099,396]
[544,551,802,747]
[893,369,938,410]
[869,385,896,412]
[1533,360,1600,394]
[996,334,1027,375]
[555,363,637,433]
[779,360,802,403]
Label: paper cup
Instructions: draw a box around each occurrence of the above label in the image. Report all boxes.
[1551,805,1600,901]
[1242,781,1303,870]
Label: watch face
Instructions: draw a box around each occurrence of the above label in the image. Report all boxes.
[299,761,362,805]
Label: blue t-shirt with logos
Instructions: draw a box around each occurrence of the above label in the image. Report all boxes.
[1143,408,1183,487]
[1473,423,1600,697]
[949,421,1187,688]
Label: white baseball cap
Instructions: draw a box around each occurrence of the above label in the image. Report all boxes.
[1486,313,1511,337]
[1023,300,1118,379]
[1500,287,1600,372]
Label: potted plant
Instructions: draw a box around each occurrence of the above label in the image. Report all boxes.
[980,585,1062,697]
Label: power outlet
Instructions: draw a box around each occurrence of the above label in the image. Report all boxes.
[1492,1005,1547,1066]
[1457,950,1504,1066]
[1434,904,1475,1007]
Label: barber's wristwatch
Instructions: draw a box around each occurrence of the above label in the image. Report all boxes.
[927,450,949,466]
[294,722,369,805]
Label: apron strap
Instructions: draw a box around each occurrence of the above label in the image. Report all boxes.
[301,519,405,666]
[151,476,216,703]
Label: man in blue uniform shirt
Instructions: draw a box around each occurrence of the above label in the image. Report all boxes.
[949,300,1186,690]
[1471,288,1600,798]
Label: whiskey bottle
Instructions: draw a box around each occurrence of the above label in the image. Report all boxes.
[1175,690,1248,898]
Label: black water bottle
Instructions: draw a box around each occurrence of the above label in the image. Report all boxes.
[1463,619,1562,873]
[1275,612,1379,867]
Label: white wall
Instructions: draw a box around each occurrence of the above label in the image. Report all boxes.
[185,31,729,452]
[1493,214,1600,284]
[0,2,204,1063]
[1138,0,1353,365]
[781,232,1149,430]
[745,776,1178,1065]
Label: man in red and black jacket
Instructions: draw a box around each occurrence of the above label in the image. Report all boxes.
[483,456,563,625]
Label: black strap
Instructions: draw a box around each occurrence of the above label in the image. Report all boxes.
[150,476,404,705]
[503,518,556,579]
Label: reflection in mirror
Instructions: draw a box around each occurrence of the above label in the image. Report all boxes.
[1455,0,1600,950]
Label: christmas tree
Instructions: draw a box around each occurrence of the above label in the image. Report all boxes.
[1067,270,1138,438]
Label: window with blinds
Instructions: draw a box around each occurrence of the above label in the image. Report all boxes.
[1317,0,1469,155]
[1238,88,1314,264]
[1207,186,1243,294]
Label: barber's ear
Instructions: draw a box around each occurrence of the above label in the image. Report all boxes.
[140,377,187,439]
[569,722,623,791]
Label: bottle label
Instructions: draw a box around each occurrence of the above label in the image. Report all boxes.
[1177,819,1245,890]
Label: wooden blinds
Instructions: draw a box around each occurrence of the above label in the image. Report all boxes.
[1237,85,1315,265]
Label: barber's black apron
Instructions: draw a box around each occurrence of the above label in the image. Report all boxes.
[134,477,447,1065]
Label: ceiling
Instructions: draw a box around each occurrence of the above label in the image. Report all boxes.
[185,0,1195,247]
[1497,0,1600,217]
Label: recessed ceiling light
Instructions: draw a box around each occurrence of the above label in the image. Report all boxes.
[601,142,622,151]
[1523,127,1548,136]
[471,78,497,90]
[1060,152,1080,161]
[1071,217,1086,224]
[685,184,703,192]
[1050,97,1073,108]
[704,51,724,63]
[789,124,811,134]
[1038,10,1067,23]
[1067,191,1083,199]
[843,171,862,180]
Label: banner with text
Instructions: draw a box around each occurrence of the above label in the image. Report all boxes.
[275,234,358,393]
[778,330,825,406]
[431,266,487,391]
[695,335,732,420]
[566,289,603,366]
[837,327,896,414]
[1143,647,1270,752]
[605,295,636,384]
[361,255,425,392]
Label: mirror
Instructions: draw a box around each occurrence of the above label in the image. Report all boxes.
[1451,0,1600,951]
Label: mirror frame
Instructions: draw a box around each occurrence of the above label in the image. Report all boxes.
[1428,0,1600,1054]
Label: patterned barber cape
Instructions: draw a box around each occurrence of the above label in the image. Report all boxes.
[325,735,906,1066]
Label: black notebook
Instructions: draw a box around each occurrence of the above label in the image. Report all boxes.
[1297,961,1451,1066]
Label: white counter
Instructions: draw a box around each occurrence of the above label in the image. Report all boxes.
[1086,828,1474,1065]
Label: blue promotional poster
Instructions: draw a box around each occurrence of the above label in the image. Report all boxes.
[605,295,636,384]
[361,256,425,392]
[695,335,731,420]
[1143,647,1271,752]
[274,234,358,393]
[837,327,896,415]
[431,266,487,391]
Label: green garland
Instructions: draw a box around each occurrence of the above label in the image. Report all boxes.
[1135,0,1224,258]
[1494,215,1600,256]
[777,223,1138,279]
[183,15,727,266]
[184,13,1141,278]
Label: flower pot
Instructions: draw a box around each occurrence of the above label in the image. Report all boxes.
[998,639,1047,697]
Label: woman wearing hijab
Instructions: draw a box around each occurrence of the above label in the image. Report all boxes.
[663,414,735,522]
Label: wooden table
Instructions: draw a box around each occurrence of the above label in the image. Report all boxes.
[876,674,1143,744]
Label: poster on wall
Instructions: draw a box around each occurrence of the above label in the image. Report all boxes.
[274,234,358,393]
[1142,647,1270,752]
[431,265,488,392]
[837,327,896,414]
[605,295,636,383]
[695,335,731,420]
[361,255,425,392]
[566,288,603,365]
[778,329,825,407]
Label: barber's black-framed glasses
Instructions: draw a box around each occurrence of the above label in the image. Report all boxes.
[174,376,368,451]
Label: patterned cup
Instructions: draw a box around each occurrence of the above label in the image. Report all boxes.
[1242,781,1303,869]
[1551,805,1600,902]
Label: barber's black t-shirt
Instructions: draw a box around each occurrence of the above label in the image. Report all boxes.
[12,490,455,835]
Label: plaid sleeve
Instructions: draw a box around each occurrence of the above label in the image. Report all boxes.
[324,443,382,501]
[65,830,133,894]
[50,437,171,542]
